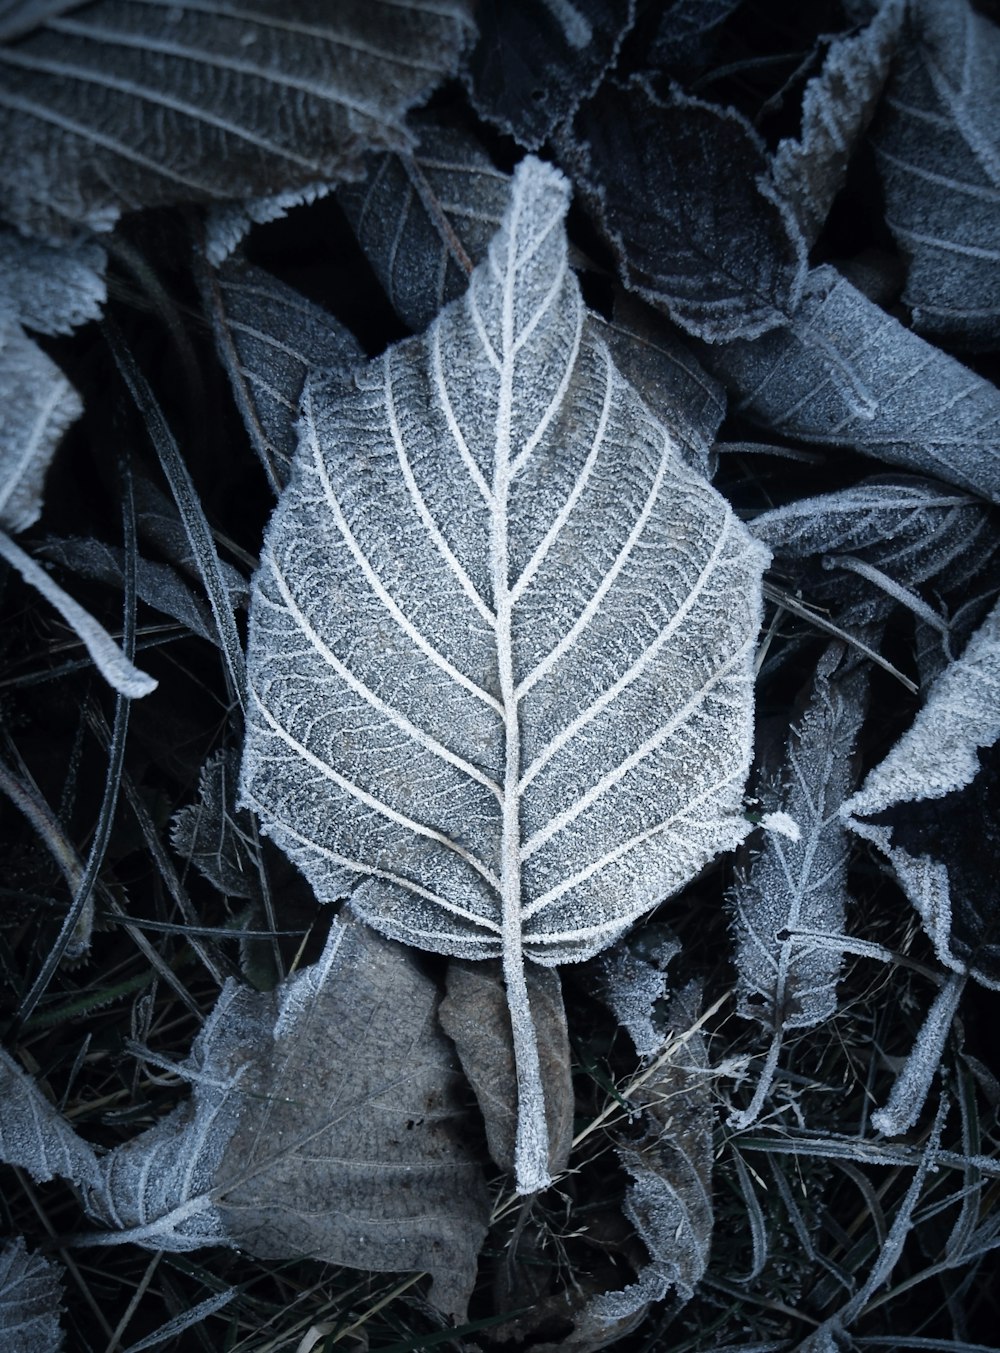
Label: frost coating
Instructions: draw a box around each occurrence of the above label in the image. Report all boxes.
[242,156,768,1192]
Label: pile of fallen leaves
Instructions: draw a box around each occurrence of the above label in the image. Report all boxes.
[1,1,999,1350]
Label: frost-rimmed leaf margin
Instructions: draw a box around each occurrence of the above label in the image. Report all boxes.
[241,155,769,1194]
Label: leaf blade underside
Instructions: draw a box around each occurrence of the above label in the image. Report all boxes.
[242,157,768,1192]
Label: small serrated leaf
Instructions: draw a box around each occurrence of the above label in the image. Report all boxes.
[0,1238,65,1353]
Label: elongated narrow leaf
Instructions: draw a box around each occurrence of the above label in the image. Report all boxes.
[587,982,713,1326]
[0,1239,65,1353]
[0,0,475,242]
[338,119,511,335]
[204,257,363,492]
[241,157,768,1193]
[702,265,1000,502]
[871,0,1000,346]
[729,646,868,1126]
[563,77,807,342]
[773,0,905,245]
[464,0,636,151]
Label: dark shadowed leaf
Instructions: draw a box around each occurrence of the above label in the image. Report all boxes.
[338,118,511,334]
[240,157,767,1193]
[772,0,905,245]
[0,1238,65,1353]
[648,0,746,67]
[0,0,475,242]
[0,0,88,42]
[204,256,363,494]
[439,958,573,1175]
[871,0,1000,347]
[596,292,726,478]
[464,0,636,151]
[563,77,807,342]
[729,645,868,1126]
[702,265,1000,502]
[171,749,259,898]
[39,535,217,644]
[0,916,490,1317]
[586,981,713,1327]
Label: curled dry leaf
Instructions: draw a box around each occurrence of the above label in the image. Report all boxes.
[0,915,489,1317]
[439,957,573,1176]
[772,0,905,246]
[241,156,768,1193]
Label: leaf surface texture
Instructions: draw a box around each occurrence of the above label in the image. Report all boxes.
[241,156,768,1190]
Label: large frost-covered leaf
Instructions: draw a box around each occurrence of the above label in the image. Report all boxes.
[730,646,868,1126]
[772,0,905,245]
[702,265,1000,502]
[0,916,489,1317]
[563,77,808,342]
[241,157,768,1192]
[338,119,511,334]
[464,0,636,151]
[0,1238,65,1353]
[871,0,1000,347]
[0,0,475,242]
[204,257,363,494]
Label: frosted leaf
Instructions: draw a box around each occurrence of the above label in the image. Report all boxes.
[0,317,80,534]
[464,0,637,151]
[203,182,334,268]
[564,77,808,342]
[703,266,1000,503]
[0,226,104,335]
[871,0,1000,347]
[649,0,745,66]
[586,982,713,1326]
[0,1238,65,1353]
[439,959,573,1176]
[0,916,489,1318]
[772,0,905,245]
[0,0,475,242]
[241,156,768,1193]
[729,646,868,1126]
[171,749,259,899]
[338,118,511,334]
[846,595,1000,815]
[0,1047,103,1191]
[598,923,681,1059]
[752,474,994,628]
[204,257,363,494]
